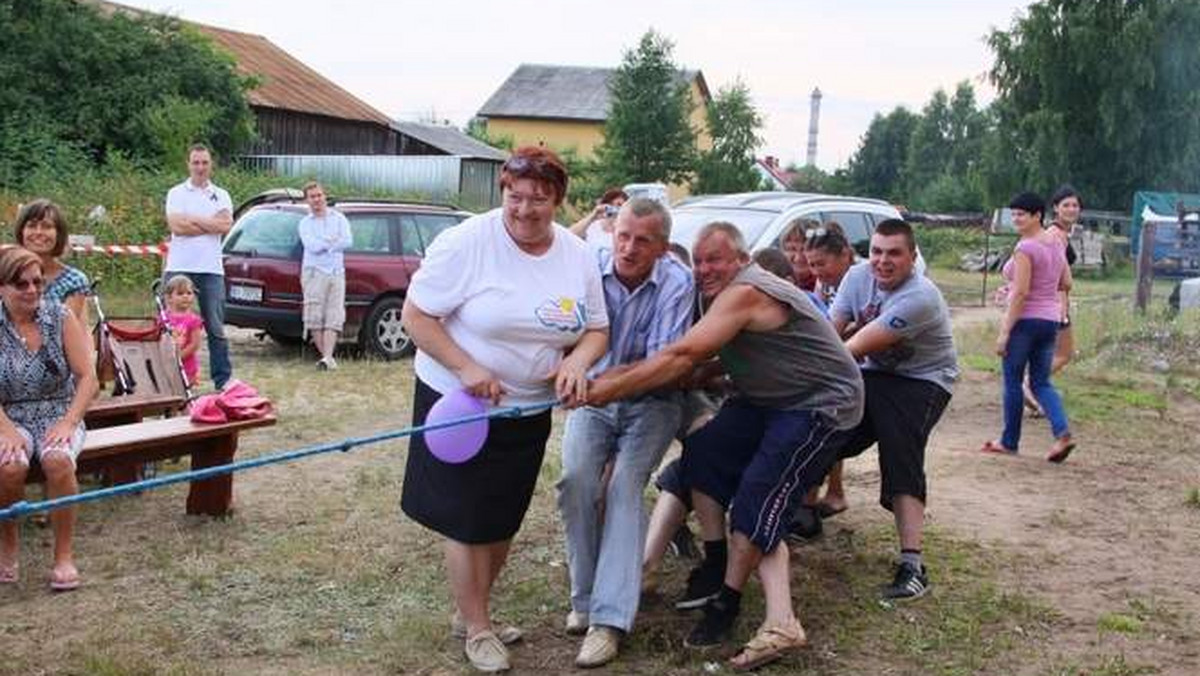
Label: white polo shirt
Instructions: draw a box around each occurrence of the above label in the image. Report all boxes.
[164,179,233,275]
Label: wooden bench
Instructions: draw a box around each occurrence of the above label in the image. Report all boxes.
[84,392,189,484]
[27,415,277,517]
[85,393,187,429]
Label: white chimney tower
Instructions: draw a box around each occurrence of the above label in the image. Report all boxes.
[806,87,822,167]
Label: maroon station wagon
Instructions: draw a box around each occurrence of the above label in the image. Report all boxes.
[222,197,471,359]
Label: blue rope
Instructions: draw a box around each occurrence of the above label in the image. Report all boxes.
[0,399,558,522]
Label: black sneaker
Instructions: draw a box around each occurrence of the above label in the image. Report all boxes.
[684,596,739,648]
[667,523,699,559]
[881,562,931,601]
[674,560,724,610]
[786,504,823,543]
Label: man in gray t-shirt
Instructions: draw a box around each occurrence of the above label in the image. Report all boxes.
[831,262,959,392]
[828,219,958,602]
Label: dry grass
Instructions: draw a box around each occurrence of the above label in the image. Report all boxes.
[5,291,1197,674]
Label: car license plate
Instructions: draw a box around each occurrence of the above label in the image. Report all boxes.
[228,284,263,303]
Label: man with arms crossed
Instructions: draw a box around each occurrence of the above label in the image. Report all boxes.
[587,222,863,671]
[558,198,693,668]
[298,181,352,370]
[164,144,233,389]
[828,218,958,600]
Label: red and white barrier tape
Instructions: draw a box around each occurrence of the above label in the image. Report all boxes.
[69,243,168,257]
[2,242,168,257]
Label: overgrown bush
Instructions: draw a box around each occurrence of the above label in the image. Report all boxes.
[914,225,1003,268]
[0,162,423,290]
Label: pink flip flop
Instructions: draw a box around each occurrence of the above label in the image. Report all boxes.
[0,562,17,584]
[980,440,1016,455]
[49,566,80,592]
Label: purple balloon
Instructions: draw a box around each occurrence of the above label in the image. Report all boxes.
[424,389,489,464]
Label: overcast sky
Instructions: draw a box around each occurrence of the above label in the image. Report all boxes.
[121,0,1033,172]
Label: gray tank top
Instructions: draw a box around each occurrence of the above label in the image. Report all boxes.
[718,264,864,429]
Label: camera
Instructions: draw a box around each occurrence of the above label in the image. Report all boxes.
[604,204,620,218]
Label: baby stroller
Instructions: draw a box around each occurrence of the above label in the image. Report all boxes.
[92,281,195,402]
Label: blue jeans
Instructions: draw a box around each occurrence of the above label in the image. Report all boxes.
[164,271,232,389]
[557,395,681,631]
[1002,318,1069,450]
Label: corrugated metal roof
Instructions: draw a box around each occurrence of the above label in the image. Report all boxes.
[390,121,508,161]
[90,1,392,126]
[477,64,707,121]
[195,25,392,126]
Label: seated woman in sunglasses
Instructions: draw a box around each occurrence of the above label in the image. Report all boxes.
[0,247,98,592]
[12,199,91,322]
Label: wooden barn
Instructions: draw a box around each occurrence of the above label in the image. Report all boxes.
[194,24,397,155]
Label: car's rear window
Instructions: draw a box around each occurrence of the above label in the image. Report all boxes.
[224,209,302,258]
[670,208,777,250]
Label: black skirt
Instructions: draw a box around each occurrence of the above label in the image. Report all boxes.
[401,378,552,544]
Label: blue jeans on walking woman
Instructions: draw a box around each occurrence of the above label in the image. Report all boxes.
[1002,318,1069,450]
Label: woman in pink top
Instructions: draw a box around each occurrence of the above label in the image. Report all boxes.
[983,192,1075,461]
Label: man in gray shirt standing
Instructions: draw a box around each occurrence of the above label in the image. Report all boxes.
[829,218,959,601]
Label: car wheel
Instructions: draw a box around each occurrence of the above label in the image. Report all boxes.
[361,297,413,359]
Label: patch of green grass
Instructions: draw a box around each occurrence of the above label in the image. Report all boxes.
[1044,654,1160,676]
[1088,653,1160,676]
[1059,374,1167,422]
[960,353,1000,373]
[1186,487,1200,509]
[1097,612,1144,635]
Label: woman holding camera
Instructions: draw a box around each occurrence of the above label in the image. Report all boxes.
[569,187,628,249]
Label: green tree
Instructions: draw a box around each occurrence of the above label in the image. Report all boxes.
[465,118,514,152]
[902,89,952,194]
[945,82,988,179]
[595,30,697,186]
[789,165,832,193]
[843,107,919,200]
[0,0,255,182]
[693,81,764,194]
[986,0,1200,208]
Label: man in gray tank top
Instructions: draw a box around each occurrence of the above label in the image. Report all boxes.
[587,222,863,670]
[827,219,958,602]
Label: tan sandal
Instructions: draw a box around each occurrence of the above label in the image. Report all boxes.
[730,617,808,671]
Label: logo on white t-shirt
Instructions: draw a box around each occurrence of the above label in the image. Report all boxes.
[535,297,585,333]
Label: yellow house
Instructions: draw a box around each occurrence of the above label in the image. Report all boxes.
[477,64,712,199]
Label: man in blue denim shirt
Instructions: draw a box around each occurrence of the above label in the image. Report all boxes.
[556,197,694,668]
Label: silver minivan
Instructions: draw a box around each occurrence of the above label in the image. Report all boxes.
[669,192,903,257]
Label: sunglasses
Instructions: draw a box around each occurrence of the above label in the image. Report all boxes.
[9,277,45,291]
[503,155,563,180]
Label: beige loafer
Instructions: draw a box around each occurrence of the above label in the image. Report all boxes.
[451,611,523,644]
[575,625,621,668]
[465,630,511,673]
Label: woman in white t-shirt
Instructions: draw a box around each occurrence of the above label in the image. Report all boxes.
[400,146,609,672]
